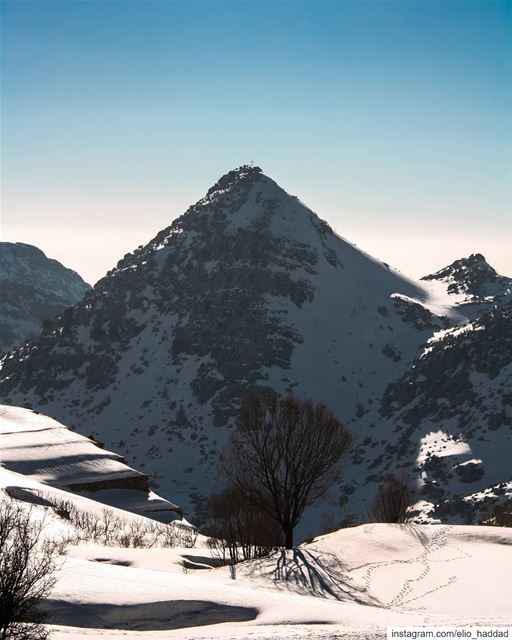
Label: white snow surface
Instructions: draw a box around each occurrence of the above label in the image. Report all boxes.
[45,522,512,639]
[5,438,509,639]
[3,457,508,639]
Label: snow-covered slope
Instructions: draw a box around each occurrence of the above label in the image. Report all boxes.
[0,242,90,353]
[3,453,510,640]
[0,167,507,530]
[0,405,181,519]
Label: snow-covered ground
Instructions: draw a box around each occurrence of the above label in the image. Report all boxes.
[1,402,511,639]
[44,522,512,639]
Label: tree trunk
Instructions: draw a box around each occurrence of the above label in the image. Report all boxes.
[283,525,294,549]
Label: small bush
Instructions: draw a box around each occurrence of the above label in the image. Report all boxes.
[369,474,417,523]
[478,500,512,527]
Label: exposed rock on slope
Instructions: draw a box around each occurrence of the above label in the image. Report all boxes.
[422,254,511,316]
[0,242,90,353]
[379,302,512,522]
[0,166,445,521]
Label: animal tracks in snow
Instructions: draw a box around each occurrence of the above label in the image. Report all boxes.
[356,526,472,609]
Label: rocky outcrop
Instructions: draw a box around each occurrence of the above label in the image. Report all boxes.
[379,303,512,522]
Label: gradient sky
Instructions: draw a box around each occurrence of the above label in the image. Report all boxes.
[1,0,511,285]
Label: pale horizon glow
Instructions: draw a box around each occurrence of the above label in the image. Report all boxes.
[2,195,511,286]
[1,0,511,285]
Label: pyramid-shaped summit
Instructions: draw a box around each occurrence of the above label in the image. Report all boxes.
[0,166,442,522]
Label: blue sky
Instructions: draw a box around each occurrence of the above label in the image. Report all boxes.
[1,0,511,284]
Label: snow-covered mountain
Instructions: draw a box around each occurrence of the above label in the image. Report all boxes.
[0,405,180,520]
[0,242,90,353]
[0,167,508,529]
[421,253,512,318]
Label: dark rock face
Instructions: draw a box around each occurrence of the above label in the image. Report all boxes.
[382,303,512,424]
[0,242,90,353]
[391,295,450,331]
[67,474,149,493]
[422,253,512,304]
[454,461,485,484]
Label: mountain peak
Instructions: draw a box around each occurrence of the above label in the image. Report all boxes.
[458,253,494,271]
[0,166,428,523]
[422,253,498,291]
[421,253,512,302]
[205,164,263,197]
[468,252,487,263]
[215,164,263,184]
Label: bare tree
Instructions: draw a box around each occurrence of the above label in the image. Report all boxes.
[369,474,417,523]
[0,500,61,640]
[205,484,280,564]
[219,391,352,549]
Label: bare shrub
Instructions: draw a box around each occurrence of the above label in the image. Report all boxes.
[172,522,198,548]
[157,522,179,548]
[0,499,61,640]
[206,536,229,565]
[319,510,338,535]
[219,391,352,548]
[140,520,162,547]
[40,493,197,548]
[129,520,149,548]
[478,500,512,527]
[369,474,417,523]
[99,509,119,545]
[122,519,160,548]
[71,509,104,542]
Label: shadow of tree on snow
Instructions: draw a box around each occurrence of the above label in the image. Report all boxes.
[246,547,382,606]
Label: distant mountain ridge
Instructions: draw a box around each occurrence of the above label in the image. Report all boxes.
[422,253,512,309]
[0,168,509,530]
[0,242,90,353]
